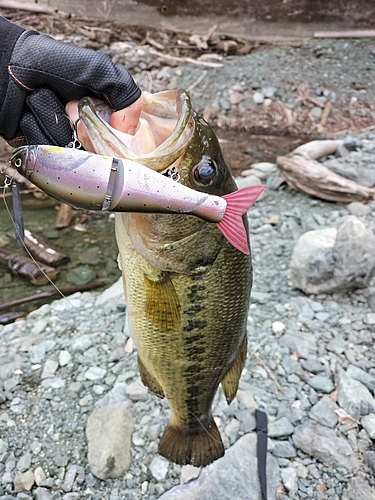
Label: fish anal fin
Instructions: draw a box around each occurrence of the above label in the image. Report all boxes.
[144,273,180,331]
[138,355,164,398]
[221,336,247,404]
[158,418,224,467]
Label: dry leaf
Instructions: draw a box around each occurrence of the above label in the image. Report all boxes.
[335,408,359,428]
[276,482,286,500]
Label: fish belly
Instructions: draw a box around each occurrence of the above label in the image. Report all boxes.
[115,212,252,467]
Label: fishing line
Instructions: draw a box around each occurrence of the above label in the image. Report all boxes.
[1,177,76,308]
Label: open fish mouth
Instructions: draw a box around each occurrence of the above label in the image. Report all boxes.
[78,90,195,173]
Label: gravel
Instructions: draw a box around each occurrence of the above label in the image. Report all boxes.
[1,33,375,500]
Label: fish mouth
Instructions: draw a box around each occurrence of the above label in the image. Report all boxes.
[78,90,195,173]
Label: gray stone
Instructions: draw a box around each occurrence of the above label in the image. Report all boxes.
[16,454,31,473]
[293,422,356,471]
[346,202,370,217]
[301,359,325,374]
[326,334,346,354]
[309,395,338,428]
[40,377,65,389]
[84,366,106,381]
[41,359,58,380]
[307,374,335,393]
[58,351,72,367]
[361,414,375,439]
[290,217,375,294]
[61,465,77,493]
[86,404,133,479]
[66,266,96,286]
[180,465,201,484]
[346,475,375,500]
[278,331,317,359]
[280,467,298,498]
[337,367,375,419]
[158,433,279,500]
[125,379,148,401]
[31,319,48,336]
[271,440,296,458]
[149,456,169,481]
[309,107,322,119]
[53,454,69,467]
[95,382,130,408]
[347,365,375,393]
[268,417,294,438]
[253,91,264,104]
[33,487,52,500]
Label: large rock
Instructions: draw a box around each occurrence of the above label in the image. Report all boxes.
[336,367,375,419]
[290,216,375,294]
[346,475,375,500]
[86,404,133,479]
[293,422,357,471]
[159,433,280,500]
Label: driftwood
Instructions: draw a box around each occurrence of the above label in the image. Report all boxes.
[0,281,107,313]
[0,311,26,325]
[276,140,375,203]
[55,204,76,229]
[0,247,59,285]
[24,230,69,266]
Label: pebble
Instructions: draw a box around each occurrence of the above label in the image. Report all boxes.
[86,404,133,479]
[268,417,294,438]
[307,374,335,393]
[346,201,370,217]
[149,456,169,481]
[0,86,374,499]
[361,414,375,439]
[309,395,338,428]
[84,366,107,380]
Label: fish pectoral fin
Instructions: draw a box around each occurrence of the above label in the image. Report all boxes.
[221,336,247,404]
[144,272,180,331]
[158,418,224,467]
[138,355,165,398]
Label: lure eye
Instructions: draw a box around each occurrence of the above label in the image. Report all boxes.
[192,156,217,186]
[14,158,22,169]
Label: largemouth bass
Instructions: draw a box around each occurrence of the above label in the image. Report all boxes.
[78,89,257,467]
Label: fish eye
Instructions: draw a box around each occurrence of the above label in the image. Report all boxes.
[192,156,217,186]
[14,158,22,169]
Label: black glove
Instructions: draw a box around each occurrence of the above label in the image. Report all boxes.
[0,17,141,147]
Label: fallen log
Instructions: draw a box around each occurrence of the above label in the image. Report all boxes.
[0,281,107,312]
[0,247,59,285]
[24,230,70,266]
[276,140,375,204]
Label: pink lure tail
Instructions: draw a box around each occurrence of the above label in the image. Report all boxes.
[215,185,266,254]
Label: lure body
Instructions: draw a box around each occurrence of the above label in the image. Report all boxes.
[10,145,265,254]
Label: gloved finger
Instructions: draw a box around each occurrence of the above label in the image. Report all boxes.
[23,88,74,146]
[20,112,53,145]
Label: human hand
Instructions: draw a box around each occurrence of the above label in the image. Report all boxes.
[0,16,141,148]
[65,94,143,152]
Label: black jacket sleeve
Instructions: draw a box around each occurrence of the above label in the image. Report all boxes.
[0,16,141,146]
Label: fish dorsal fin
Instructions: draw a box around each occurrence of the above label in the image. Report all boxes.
[144,273,181,332]
[221,336,247,403]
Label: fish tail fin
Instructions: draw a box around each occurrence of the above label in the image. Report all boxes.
[158,418,224,467]
[215,185,266,254]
